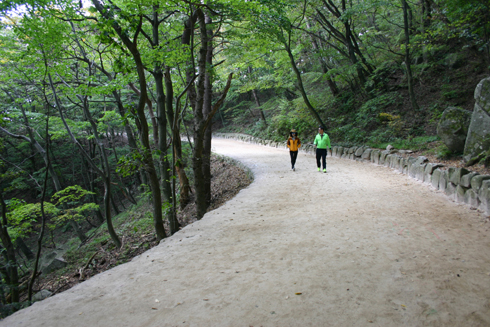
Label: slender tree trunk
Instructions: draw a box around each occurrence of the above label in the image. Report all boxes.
[92,0,166,240]
[305,22,340,97]
[202,13,213,208]
[28,139,50,302]
[48,73,122,248]
[0,193,19,305]
[284,37,326,128]
[248,67,268,124]
[402,0,420,110]
[155,70,179,235]
[149,7,180,235]
[15,238,34,260]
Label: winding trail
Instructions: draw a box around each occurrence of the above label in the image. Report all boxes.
[2,138,490,326]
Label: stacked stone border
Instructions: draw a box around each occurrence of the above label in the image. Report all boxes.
[214,133,490,216]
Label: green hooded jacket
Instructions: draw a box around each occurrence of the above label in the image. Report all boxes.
[314,133,331,149]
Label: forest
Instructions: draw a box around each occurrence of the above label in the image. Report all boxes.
[0,0,489,317]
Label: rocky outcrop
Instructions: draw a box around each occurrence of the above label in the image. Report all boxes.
[464,77,490,162]
[437,107,472,152]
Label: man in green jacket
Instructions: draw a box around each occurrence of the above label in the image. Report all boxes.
[314,126,331,173]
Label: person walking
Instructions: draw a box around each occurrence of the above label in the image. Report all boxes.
[287,129,301,171]
[314,126,331,173]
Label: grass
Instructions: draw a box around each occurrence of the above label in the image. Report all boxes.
[367,135,440,151]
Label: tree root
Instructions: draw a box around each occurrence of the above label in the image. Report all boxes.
[79,251,98,280]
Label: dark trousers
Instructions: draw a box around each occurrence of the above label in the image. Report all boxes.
[289,151,298,168]
[316,148,327,169]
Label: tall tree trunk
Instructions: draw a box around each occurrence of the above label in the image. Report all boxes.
[15,238,34,260]
[0,193,19,305]
[28,137,50,302]
[248,67,268,124]
[149,7,180,235]
[202,13,213,208]
[182,9,233,219]
[163,67,182,232]
[305,21,339,96]
[48,72,122,248]
[0,108,62,194]
[92,0,166,240]
[283,29,326,128]
[402,0,420,111]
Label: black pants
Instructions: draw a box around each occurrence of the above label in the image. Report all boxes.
[316,148,327,169]
[289,151,298,168]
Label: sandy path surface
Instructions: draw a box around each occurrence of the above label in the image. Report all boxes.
[2,138,490,327]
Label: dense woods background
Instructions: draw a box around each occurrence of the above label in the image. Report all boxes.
[0,0,489,317]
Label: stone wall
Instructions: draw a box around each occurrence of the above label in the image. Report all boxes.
[214,132,490,216]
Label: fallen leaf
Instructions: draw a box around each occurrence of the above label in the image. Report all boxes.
[203,299,209,301]
[152,308,158,310]
[295,292,302,295]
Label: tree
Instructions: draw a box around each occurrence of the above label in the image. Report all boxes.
[246,0,327,127]
[51,185,99,242]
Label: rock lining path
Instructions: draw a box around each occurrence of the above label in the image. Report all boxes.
[2,138,490,326]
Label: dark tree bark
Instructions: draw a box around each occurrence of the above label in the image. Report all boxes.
[202,13,214,208]
[143,6,181,235]
[283,27,326,128]
[305,21,339,96]
[401,0,420,111]
[248,66,268,124]
[92,0,167,240]
[314,0,375,87]
[15,238,34,260]
[48,74,111,244]
[182,8,233,219]
[0,193,19,305]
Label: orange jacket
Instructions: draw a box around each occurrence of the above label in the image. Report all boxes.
[287,137,301,152]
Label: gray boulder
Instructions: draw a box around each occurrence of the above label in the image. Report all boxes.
[32,290,52,302]
[464,77,490,162]
[432,169,442,189]
[448,167,470,185]
[42,257,68,274]
[437,107,472,152]
[479,180,490,214]
[471,175,490,192]
[465,189,480,208]
[460,172,479,188]
[424,163,444,184]
[361,149,372,160]
[371,150,380,164]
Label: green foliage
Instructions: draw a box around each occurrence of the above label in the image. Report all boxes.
[117,150,144,178]
[5,199,59,240]
[51,185,99,230]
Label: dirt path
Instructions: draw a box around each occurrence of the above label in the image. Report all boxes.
[2,138,490,327]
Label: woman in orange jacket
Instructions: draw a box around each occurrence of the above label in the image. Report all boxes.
[287,129,301,171]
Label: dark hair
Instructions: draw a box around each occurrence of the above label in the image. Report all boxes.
[318,126,325,130]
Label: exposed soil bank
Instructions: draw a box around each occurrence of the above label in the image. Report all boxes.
[2,138,490,327]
